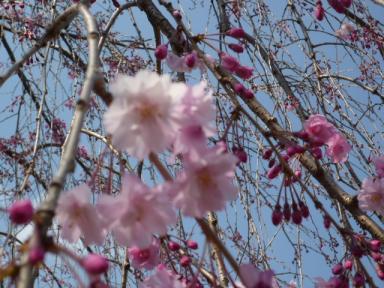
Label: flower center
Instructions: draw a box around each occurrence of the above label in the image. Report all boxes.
[371,194,382,203]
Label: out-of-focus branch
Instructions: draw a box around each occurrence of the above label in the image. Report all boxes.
[16,3,99,287]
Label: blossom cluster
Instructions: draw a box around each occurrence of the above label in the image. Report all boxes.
[358,155,384,216]
[55,70,238,247]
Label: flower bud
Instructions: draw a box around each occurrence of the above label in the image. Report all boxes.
[9,200,34,225]
[185,52,197,68]
[299,201,310,218]
[267,165,282,179]
[28,247,45,265]
[186,240,198,250]
[353,273,365,286]
[168,241,181,251]
[154,44,168,60]
[314,4,325,21]
[82,254,109,275]
[272,205,283,226]
[283,203,291,222]
[323,215,331,229]
[228,43,244,53]
[180,255,191,267]
[263,149,273,160]
[291,204,302,225]
[370,239,381,252]
[332,263,343,275]
[226,27,245,39]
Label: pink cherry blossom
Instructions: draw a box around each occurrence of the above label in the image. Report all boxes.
[173,81,215,154]
[303,114,336,144]
[358,177,384,216]
[325,133,351,163]
[97,174,176,248]
[56,184,105,245]
[128,240,160,270]
[103,71,184,159]
[226,27,246,39]
[237,264,278,288]
[140,264,186,288]
[166,52,205,73]
[154,44,168,60]
[335,23,355,40]
[373,156,384,178]
[172,145,238,218]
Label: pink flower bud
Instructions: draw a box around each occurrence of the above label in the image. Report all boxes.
[314,4,325,21]
[268,158,276,168]
[243,89,254,99]
[272,205,283,226]
[286,145,305,157]
[263,149,273,160]
[185,52,197,68]
[370,239,381,252]
[168,241,181,251]
[291,204,302,225]
[154,44,168,60]
[283,203,291,221]
[353,273,365,286]
[180,255,191,267]
[234,83,245,95]
[82,254,109,275]
[226,27,246,39]
[220,53,240,72]
[235,65,253,80]
[340,0,352,8]
[186,240,198,250]
[327,0,346,13]
[9,200,34,225]
[343,259,353,270]
[351,244,364,258]
[299,201,310,218]
[323,215,331,229]
[376,265,384,280]
[28,247,45,265]
[233,147,248,163]
[267,165,282,179]
[228,43,244,53]
[371,252,382,262]
[332,263,343,275]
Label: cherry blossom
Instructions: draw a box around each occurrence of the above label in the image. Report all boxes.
[140,264,186,288]
[172,145,238,218]
[103,71,184,159]
[373,156,384,178]
[335,23,355,40]
[358,177,384,216]
[9,200,34,225]
[97,174,176,248]
[128,240,160,270]
[304,114,336,145]
[56,184,105,245]
[236,264,278,288]
[325,133,351,163]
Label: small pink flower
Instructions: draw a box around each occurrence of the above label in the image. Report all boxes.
[174,81,215,155]
[220,53,240,72]
[184,51,197,68]
[325,133,351,163]
[186,240,198,250]
[238,264,278,288]
[128,240,160,270]
[56,184,105,245]
[103,71,184,159]
[340,0,352,8]
[140,264,187,288]
[226,27,246,39]
[358,177,384,216]
[335,23,355,40]
[172,145,238,218]
[373,156,384,178]
[9,200,34,225]
[304,114,336,144]
[97,174,176,248]
[82,254,109,275]
[166,53,205,73]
